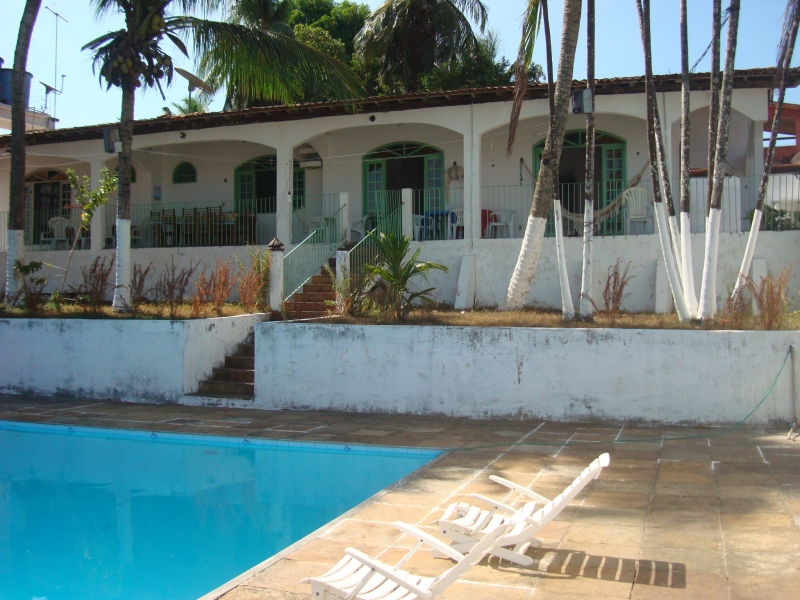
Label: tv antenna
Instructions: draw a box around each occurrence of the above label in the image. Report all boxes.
[45,6,68,120]
[175,67,213,111]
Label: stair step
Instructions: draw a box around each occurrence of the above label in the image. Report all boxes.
[311,275,333,285]
[294,291,335,303]
[225,355,255,369]
[237,343,255,357]
[302,283,332,293]
[199,380,254,397]
[212,367,255,383]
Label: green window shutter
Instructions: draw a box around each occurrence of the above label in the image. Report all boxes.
[114,165,136,183]
[172,162,197,184]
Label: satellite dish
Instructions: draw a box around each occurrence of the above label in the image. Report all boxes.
[174,68,213,113]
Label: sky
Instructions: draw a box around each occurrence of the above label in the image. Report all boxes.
[0,0,797,132]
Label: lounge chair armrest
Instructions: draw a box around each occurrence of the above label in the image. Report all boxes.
[469,493,518,515]
[345,548,434,599]
[489,475,550,504]
[392,521,464,561]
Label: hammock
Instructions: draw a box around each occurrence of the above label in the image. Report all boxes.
[522,159,652,224]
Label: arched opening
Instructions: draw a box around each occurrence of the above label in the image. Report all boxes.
[362,142,445,234]
[234,155,305,213]
[172,161,197,184]
[534,130,626,235]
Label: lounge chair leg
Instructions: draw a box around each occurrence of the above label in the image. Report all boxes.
[488,547,534,566]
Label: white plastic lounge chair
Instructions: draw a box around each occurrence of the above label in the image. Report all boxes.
[434,453,610,566]
[302,519,514,600]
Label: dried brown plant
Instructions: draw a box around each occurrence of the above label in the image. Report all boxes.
[581,259,634,326]
[747,265,794,330]
[154,258,199,319]
[235,247,270,311]
[69,257,115,315]
[717,287,751,330]
[191,259,236,317]
[128,262,155,316]
[12,260,48,312]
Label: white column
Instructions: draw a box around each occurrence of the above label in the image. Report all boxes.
[275,145,293,245]
[461,129,473,247]
[339,192,350,243]
[268,239,284,310]
[468,125,481,244]
[401,188,413,239]
[89,160,107,252]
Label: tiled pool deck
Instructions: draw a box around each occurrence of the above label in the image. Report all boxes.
[1,395,799,600]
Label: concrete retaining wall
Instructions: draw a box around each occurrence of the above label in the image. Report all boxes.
[0,314,264,402]
[254,323,799,424]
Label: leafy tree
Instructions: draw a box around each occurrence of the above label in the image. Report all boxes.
[290,1,371,57]
[294,23,346,61]
[421,32,542,92]
[356,0,488,93]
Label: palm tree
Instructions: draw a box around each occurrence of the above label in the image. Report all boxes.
[355,0,489,93]
[707,0,722,216]
[84,0,362,311]
[4,0,42,304]
[679,0,698,314]
[578,0,595,320]
[732,0,800,299]
[636,0,691,321]
[503,0,583,311]
[171,95,210,114]
[697,0,740,320]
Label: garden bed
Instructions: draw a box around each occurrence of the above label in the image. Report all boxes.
[0,302,263,320]
[324,307,800,331]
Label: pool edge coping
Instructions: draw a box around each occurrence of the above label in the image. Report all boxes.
[197,448,450,600]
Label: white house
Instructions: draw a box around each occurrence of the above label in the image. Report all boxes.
[1,67,799,312]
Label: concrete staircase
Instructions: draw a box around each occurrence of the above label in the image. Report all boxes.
[281,255,339,320]
[198,339,255,399]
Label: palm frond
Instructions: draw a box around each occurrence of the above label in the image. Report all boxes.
[184,17,362,106]
[507,0,542,158]
[446,0,488,33]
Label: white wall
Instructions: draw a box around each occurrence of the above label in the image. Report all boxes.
[254,323,799,424]
[0,314,264,401]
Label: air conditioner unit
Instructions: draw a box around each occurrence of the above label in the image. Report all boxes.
[298,159,323,169]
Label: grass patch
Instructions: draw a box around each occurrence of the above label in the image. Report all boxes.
[326,307,800,330]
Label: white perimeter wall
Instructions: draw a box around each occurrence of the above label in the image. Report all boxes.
[254,323,799,424]
[0,314,263,401]
[412,230,800,312]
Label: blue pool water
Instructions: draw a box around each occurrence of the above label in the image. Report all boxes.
[0,421,438,600]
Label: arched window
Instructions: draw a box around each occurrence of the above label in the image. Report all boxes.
[114,165,137,183]
[172,162,197,184]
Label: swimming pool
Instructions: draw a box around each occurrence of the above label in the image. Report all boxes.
[0,421,439,600]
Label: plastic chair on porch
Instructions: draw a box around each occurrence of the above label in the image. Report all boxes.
[40,217,70,250]
[449,208,465,240]
[623,187,649,235]
[487,210,515,238]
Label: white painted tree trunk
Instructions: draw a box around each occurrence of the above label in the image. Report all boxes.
[578,200,594,317]
[668,213,683,289]
[697,207,722,318]
[655,202,692,321]
[732,208,761,296]
[4,229,23,302]
[553,200,574,319]
[504,215,548,309]
[111,218,131,310]
[680,211,698,314]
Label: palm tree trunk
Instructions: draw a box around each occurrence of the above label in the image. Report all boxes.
[733,0,799,298]
[707,0,722,218]
[579,0,596,319]
[111,82,135,311]
[697,0,740,320]
[5,0,41,303]
[504,0,583,310]
[637,0,690,321]
[679,0,698,314]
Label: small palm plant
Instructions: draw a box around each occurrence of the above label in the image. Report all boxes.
[363,232,447,321]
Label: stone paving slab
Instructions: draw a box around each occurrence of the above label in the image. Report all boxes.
[1,395,799,600]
